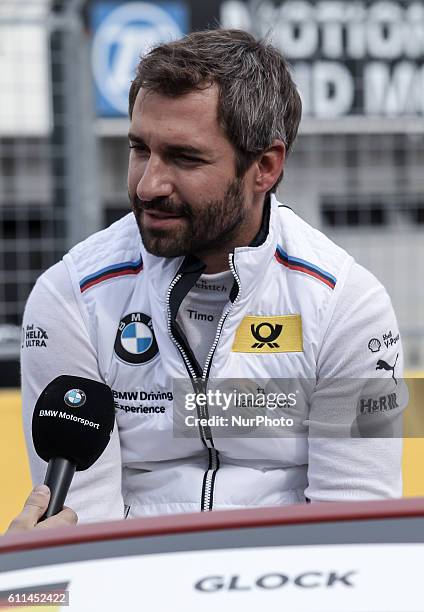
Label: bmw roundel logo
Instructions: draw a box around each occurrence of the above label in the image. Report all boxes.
[64,388,86,408]
[114,312,159,365]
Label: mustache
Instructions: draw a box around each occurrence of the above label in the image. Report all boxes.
[131,194,192,218]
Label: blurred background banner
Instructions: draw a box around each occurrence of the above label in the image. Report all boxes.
[0,11,51,136]
[90,1,190,116]
[1,0,423,375]
[223,0,424,121]
[0,0,423,527]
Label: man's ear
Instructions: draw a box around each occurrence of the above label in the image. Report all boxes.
[253,140,286,194]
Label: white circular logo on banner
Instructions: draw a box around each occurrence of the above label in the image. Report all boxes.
[92,2,184,114]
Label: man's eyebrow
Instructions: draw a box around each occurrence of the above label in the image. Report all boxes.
[128,132,146,144]
[128,133,209,157]
[164,144,207,157]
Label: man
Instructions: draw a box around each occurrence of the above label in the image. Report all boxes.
[21,29,405,526]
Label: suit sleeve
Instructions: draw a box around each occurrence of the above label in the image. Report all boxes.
[305,263,408,502]
[21,261,125,523]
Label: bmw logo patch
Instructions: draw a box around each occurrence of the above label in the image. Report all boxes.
[114,312,158,365]
[64,388,86,407]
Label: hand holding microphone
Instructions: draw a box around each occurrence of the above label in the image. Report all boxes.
[31,375,115,522]
[6,485,77,534]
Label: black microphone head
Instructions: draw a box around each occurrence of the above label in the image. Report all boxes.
[32,375,115,471]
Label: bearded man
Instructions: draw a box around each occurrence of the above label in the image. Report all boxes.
[20,29,405,527]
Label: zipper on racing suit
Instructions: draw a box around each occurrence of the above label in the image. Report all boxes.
[166,253,241,511]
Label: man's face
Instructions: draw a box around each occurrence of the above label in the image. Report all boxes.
[127,86,253,259]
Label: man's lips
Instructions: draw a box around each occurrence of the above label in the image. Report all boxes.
[141,209,186,229]
[143,210,183,219]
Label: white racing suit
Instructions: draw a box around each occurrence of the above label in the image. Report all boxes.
[21,195,406,522]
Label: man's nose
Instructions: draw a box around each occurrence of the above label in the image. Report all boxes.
[136,156,173,201]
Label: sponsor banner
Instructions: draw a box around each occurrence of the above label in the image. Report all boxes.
[0,544,423,610]
[220,0,424,120]
[90,1,190,116]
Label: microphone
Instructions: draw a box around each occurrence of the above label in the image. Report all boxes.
[32,375,115,520]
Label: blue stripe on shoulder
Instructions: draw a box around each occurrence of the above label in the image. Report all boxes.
[276,245,337,285]
[79,255,143,287]
[277,244,337,285]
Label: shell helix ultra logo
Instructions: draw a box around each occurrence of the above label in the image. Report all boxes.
[64,389,86,408]
[251,322,283,349]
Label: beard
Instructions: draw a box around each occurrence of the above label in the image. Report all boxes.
[130,176,247,258]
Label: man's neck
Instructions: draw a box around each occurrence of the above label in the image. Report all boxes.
[194,195,271,274]
[198,252,231,274]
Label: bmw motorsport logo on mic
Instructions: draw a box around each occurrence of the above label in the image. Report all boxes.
[37,383,101,432]
[64,388,87,408]
[33,376,115,473]
[32,376,115,517]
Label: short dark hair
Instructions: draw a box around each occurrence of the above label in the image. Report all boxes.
[129,29,302,192]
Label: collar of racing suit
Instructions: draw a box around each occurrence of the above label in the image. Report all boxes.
[141,193,280,309]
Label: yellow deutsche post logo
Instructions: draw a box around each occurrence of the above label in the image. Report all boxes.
[232,315,303,353]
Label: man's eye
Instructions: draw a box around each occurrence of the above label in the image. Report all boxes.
[129,144,149,154]
[177,155,203,164]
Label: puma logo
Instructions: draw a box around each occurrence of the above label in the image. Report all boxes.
[376,354,399,385]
